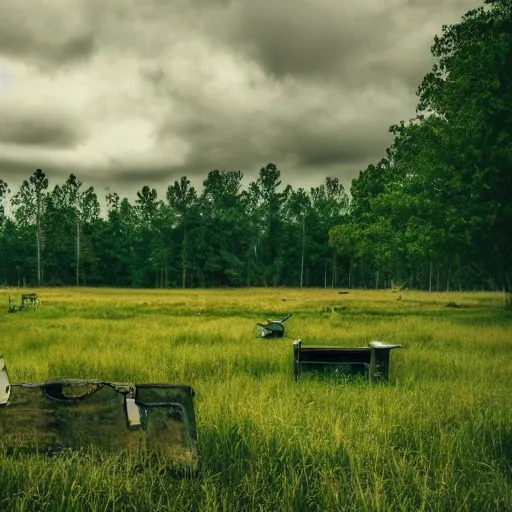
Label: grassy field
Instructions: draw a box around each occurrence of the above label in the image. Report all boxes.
[0,287,511,511]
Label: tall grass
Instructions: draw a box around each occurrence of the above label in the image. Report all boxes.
[1,288,511,511]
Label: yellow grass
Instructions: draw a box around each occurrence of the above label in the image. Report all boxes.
[0,287,511,511]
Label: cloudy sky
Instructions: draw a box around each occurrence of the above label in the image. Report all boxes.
[0,0,481,202]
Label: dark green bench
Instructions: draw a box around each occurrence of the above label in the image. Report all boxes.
[293,339,401,381]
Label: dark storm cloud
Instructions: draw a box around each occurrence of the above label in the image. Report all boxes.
[0,158,41,183]
[0,106,87,148]
[0,156,72,189]
[109,165,174,187]
[148,61,410,180]
[289,132,390,168]
[0,0,483,200]
[221,0,387,80]
[0,156,162,206]
[0,3,96,67]
[203,0,481,88]
[142,0,480,189]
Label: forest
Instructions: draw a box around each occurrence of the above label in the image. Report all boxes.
[0,0,510,296]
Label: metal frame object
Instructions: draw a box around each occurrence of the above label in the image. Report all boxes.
[293,339,401,381]
[8,293,40,313]
[0,357,198,474]
[257,313,292,338]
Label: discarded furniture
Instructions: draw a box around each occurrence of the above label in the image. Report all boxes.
[0,357,9,405]
[293,339,401,381]
[258,313,292,338]
[8,293,40,313]
[0,356,198,474]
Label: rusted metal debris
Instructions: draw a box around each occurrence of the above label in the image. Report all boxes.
[257,313,292,338]
[0,357,198,475]
[8,293,40,313]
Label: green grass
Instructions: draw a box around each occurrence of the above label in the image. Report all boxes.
[1,287,511,511]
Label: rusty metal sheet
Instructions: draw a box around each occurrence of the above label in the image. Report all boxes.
[0,361,198,474]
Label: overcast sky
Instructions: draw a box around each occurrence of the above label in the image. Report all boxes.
[0,0,481,202]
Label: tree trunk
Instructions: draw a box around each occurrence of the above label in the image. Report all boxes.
[505,271,511,309]
[160,239,165,288]
[182,224,187,289]
[331,252,336,289]
[247,250,251,287]
[76,216,80,286]
[505,274,512,310]
[494,248,512,310]
[36,196,41,286]
[429,261,432,292]
[300,214,305,288]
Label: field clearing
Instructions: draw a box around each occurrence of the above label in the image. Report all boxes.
[1,287,511,511]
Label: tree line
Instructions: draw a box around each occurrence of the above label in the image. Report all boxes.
[0,166,348,288]
[329,0,511,302]
[0,0,510,298]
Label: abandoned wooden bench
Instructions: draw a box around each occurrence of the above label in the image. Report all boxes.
[293,339,401,382]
